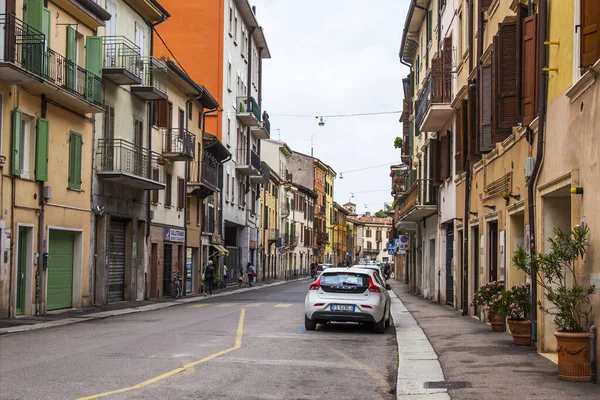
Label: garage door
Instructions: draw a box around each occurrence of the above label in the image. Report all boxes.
[108,218,126,303]
[47,230,74,310]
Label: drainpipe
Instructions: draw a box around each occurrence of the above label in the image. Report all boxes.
[527,0,548,344]
[182,99,193,296]
[590,325,597,384]
[35,95,48,315]
[462,0,475,316]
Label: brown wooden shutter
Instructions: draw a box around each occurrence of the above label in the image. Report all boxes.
[151,169,159,203]
[440,132,449,180]
[443,36,453,102]
[497,20,518,132]
[482,0,493,11]
[582,0,600,69]
[522,14,539,125]
[479,64,494,152]
[467,84,478,160]
[431,138,441,186]
[516,4,528,122]
[156,100,169,128]
[431,56,443,103]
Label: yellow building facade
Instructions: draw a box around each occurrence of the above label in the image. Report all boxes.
[324,164,336,263]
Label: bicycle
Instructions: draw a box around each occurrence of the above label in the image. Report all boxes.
[170,271,182,299]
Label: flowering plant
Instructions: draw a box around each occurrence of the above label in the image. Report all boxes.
[503,283,531,320]
[471,281,505,319]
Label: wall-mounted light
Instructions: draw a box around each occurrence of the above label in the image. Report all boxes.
[483,205,496,211]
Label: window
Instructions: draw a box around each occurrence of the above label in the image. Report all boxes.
[251,189,256,214]
[153,99,170,128]
[68,131,83,190]
[226,173,230,202]
[231,176,235,205]
[366,229,371,238]
[151,169,159,203]
[135,23,145,57]
[177,178,185,210]
[227,118,231,146]
[367,241,372,250]
[165,174,172,207]
[427,8,432,45]
[198,111,202,129]
[228,5,233,35]
[227,62,232,91]
[457,11,463,59]
[187,102,193,120]
[11,110,38,180]
[196,199,200,225]
[234,16,238,43]
[238,179,244,206]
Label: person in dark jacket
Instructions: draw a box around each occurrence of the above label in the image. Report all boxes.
[246,262,255,286]
[204,260,215,296]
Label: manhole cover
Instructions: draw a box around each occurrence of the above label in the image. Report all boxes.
[424,381,472,389]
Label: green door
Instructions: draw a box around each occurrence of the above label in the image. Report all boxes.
[16,227,27,315]
[47,230,74,310]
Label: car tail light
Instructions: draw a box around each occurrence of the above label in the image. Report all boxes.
[310,277,321,290]
[314,303,325,307]
[361,304,373,309]
[368,277,381,293]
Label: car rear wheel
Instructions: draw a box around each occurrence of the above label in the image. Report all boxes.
[305,315,317,331]
[384,307,391,328]
[373,315,386,334]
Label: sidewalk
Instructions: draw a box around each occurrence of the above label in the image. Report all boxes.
[388,280,599,400]
[0,277,307,335]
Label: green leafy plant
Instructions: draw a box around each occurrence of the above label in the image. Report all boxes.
[512,225,596,333]
[503,283,531,320]
[393,137,403,149]
[471,281,505,319]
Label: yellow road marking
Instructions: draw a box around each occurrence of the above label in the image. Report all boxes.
[216,303,235,307]
[274,303,293,308]
[77,309,246,400]
[245,303,264,307]
[187,304,209,308]
[329,348,388,391]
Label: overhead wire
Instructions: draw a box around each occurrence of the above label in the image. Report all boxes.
[339,162,401,175]
[270,110,402,118]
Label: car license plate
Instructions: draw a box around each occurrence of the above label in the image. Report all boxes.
[330,304,355,312]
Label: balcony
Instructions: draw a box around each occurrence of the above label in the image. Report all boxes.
[96,139,165,190]
[235,148,261,176]
[250,160,270,184]
[317,232,329,246]
[316,205,325,216]
[267,229,280,242]
[396,179,437,224]
[131,56,167,100]
[0,15,104,114]
[281,200,290,217]
[161,128,195,161]
[236,96,261,127]
[188,152,219,198]
[415,71,453,133]
[102,36,142,85]
[250,118,270,139]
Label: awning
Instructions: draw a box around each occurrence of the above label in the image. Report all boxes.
[212,244,229,256]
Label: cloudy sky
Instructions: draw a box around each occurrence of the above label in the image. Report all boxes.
[251,0,410,215]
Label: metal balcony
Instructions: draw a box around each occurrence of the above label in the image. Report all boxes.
[236,96,261,127]
[131,56,167,100]
[415,71,453,133]
[250,118,270,139]
[96,139,165,190]
[267,228,280,242]
[281,200,290,217]
[0,15,104,114]
[188,153,219,198]
[161,128,195,161]
[102,36,142,85]
[235,148,261,176]
[396,179,437,223]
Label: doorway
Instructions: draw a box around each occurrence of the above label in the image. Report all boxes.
[488,221,498,283]
[150,243,158,298]
[471,226,480,317]
[446,225,454,306]
[163,244,172,296]
[429,238,435,300]
[16,227,29,315]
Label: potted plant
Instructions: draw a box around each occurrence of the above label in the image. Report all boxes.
[471,281,505,332]
[393,137,403,149]
[513,225,596,381]
[157,157,166,165]
[503,283,532,346]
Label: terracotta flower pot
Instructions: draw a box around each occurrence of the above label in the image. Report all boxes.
[554,332,591,382]
[489,314,505,332]
[507,319,531,346]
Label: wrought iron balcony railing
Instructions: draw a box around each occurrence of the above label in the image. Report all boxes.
[236,96,261,121]
[103,36,142,80]
[96,139,162,180]
[134,56,167,92]
[0,14,45,69]
[415,71,452,130]
[161,128,195,160]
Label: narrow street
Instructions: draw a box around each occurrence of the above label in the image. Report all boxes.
[0,281,397,400]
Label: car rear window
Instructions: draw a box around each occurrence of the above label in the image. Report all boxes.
[320,273,369,287]
[317,265,330,272]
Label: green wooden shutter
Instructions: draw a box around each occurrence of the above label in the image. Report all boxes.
[85,36,102,77]
[24,0,44,32]
[68,132,82,190]
[12,109,22,176]
[35,118,49,181]
[41,7,51,47]
[66,26,76,91]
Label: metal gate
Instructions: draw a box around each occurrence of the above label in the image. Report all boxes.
[446,229,454,306]
[108,218,126,303]
[223,247,239,283]
[163,244,172,295]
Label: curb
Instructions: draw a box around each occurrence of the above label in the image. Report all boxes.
[0,278,309,336]
[390,290,450,400]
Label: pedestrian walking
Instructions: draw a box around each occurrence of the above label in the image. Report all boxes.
[223,264,228,288]
[246,262,255,287]
[238,267,244,287]
[204,260,215,296]
[310,263,316,280]
[384,263,391,280]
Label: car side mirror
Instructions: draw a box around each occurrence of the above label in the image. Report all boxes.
[386,284,391,290]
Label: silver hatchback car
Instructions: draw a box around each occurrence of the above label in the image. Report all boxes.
[304,267,391,333]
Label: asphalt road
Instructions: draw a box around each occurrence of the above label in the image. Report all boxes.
[0,280,397,400]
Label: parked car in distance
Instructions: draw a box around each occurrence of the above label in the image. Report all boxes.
[350,264,390,282]
[304,267,391,333]
[315,264,333,280]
